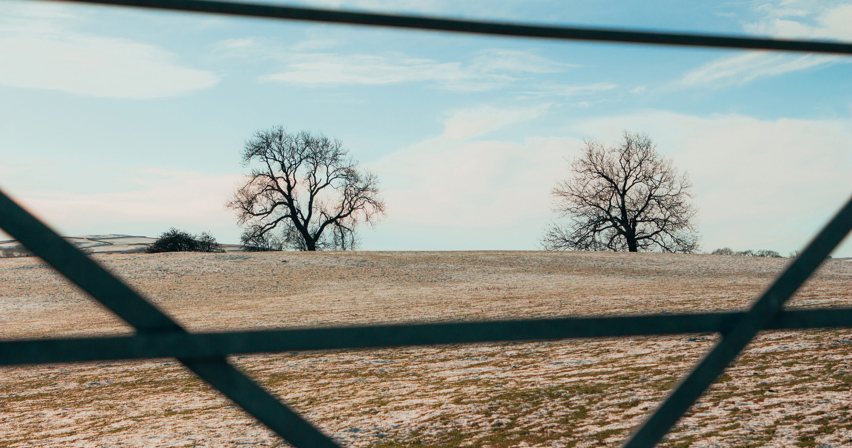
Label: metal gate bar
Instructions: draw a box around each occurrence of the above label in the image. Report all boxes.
[5,2,852,446]
[4,307,852,367]
[0,188,341,447]
[50,0,852,55]
[624,194,852,447]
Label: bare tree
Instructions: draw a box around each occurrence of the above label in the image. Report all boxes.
[542,131,699,253]
[228,127,385,251]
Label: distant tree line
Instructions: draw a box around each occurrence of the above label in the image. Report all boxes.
[709,248,821,259]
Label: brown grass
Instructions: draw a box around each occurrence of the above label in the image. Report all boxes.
[1,251,851,447]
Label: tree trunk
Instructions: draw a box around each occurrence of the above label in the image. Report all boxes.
[299,226,316,251]
[626,232,638,252]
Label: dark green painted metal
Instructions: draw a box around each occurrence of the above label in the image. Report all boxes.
[3,308,852,366]
[49,0,852,55]
[0,188,342,448]
[623,193,852,448]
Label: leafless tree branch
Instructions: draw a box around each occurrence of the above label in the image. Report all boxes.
[227,127,386,251]
[542,131,699,253]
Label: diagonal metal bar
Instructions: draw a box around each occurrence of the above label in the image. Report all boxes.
[4,308,852,367]
[0,187,341,448]
[46,0,852,55]
[623,192,852,448]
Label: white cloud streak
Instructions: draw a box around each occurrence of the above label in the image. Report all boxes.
[680,2,851,87]
[468,49,575,74]
[260,53,503,90]
[745,1,852,40]
[441,104,550,141]
[681,52,834,86]
[520,82,617,98]
[0,4,218,99]
[260,49,569,91]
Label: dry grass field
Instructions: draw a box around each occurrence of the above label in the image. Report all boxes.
[1,251,851,447]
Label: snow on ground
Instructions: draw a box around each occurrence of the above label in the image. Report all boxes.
[1,251,851,447]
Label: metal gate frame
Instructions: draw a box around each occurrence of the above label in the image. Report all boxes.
[2,2,852,447]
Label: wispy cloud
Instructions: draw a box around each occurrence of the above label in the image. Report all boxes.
[260,53,498,90]
[259,48,569,91]
[519,82,617,98]
[214,33,576,92]
[0,2,77,22]
[682,52,833,86]
[745,1,852,40]
[440,104,550,141]
[0,4,218,99]
[214,37,256,51]
[213,32,340,57]
[469,49,575,74]
[289,37,340,52]
[679,2,851,87]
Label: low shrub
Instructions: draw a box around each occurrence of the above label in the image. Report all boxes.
[240,232,284,252]
[711,248,735,255]
[0,246,31,258]
[146,228,224,253]
[753,249,782,258]
[711,248,782,258]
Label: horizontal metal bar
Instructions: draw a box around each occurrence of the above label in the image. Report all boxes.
[46,0,852,55]
[3,308,851,367]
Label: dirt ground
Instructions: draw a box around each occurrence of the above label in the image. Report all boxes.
[1,251,851,447]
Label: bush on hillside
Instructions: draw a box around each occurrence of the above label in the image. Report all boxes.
[0,246,31,258]
[711,247,782,258]
[240,231,284,252]
[146,228,224,253]
[753,249,782,258]
[711,248,735,255]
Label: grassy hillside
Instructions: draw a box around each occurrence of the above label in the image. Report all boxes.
[1,251,851,447]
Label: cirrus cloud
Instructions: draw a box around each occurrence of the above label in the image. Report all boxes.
[0,5,219,99]
[441,104,551,141]
[679,2,851,87]
[260,48,570,91]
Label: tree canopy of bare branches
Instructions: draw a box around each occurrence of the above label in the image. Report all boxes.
[542,131,699,253]
[228,127,385,251]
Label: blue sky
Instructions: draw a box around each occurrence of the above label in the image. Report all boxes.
[1,0,851,256]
